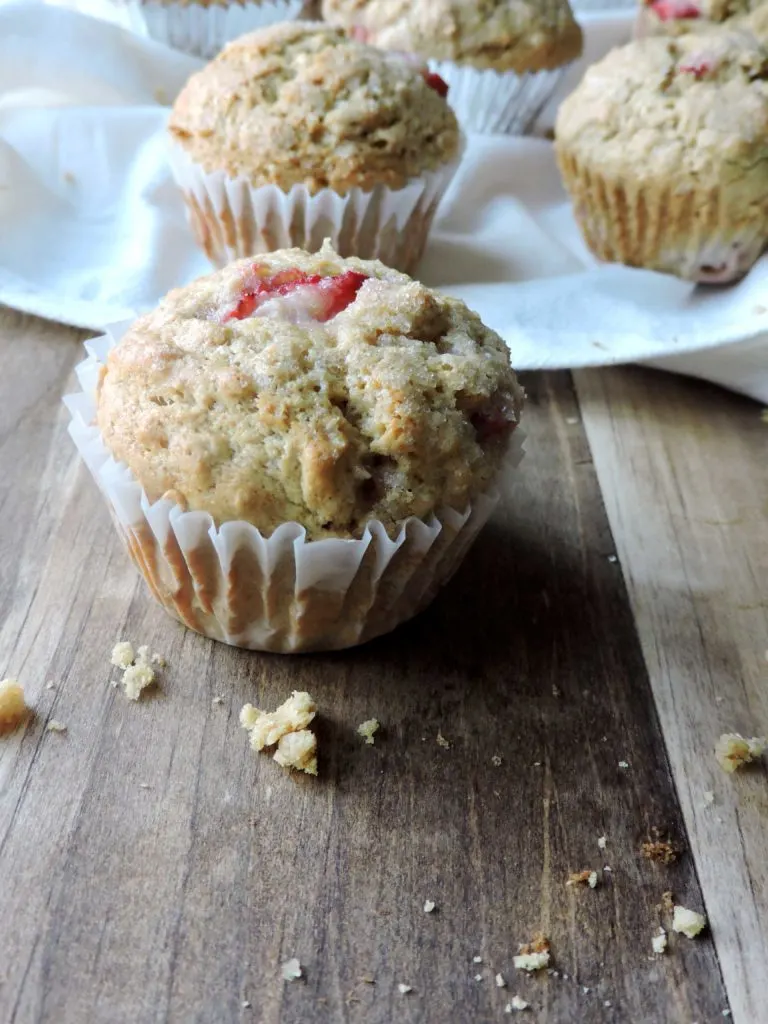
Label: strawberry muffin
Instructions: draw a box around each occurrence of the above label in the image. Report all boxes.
[67,243,524,653]
[168,21,461,273]
[321,0,583,134]
[555,31,768,283]
[635,0,766,38]
[113,0,305,60]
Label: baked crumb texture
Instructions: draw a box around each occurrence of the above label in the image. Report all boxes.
[0,679,29,734]
[357,718,380,745]
[111,641,158,701]
[555,32,768,282]
[672,905,707,938]
[638,0,765,38]
[506,994,531,1011]
[513,936,551,972]
[240,691,318,774]
[652,927,668,954]
[281,957,303,981]
[321,0,583,73]
[715,732,766,773]
[566,869,598,888]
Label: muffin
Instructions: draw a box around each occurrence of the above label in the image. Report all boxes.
[168,21,462,274]
[115,0,306,60]
[66,243,524,653]
[635,0,766,38]
[555,32,768,283]
[321,0,584,134]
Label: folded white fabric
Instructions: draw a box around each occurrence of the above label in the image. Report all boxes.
[0,1,766,402]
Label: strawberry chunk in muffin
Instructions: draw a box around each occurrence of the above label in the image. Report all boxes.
[223,268,368,323]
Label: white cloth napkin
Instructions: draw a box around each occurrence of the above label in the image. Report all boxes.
[1,1,767,402]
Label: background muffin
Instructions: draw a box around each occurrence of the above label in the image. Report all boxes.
[113,0,305,60]
[635,0,766,38]
[555,31,768,283]
[321,0,584,134]
[168,21,462,273]
[70,243,524,652]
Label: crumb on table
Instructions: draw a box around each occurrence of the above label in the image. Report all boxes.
[715,733,766,773]
[0,679,29,733]
[357,719,380,745]
[566,870,598,888]
[241,691,318,775]
[514,935,550,972]
[672,905,707,939]
[642,837,678,864]
[281,958,303,981]
[652,928,668,954]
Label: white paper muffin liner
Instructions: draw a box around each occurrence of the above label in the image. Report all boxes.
[167,138,464,273]
[428,60,570,136]
[121,0,304,59]
[64,324,524,653]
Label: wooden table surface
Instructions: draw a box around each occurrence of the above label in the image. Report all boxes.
[0,306,766,1024]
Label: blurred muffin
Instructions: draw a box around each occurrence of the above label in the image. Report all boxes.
[114,0,305,59]
[555,31,768,283]
[321,0,583,134]
[168,21,461,273]
[69,243,524,652]
[635,0,766,38]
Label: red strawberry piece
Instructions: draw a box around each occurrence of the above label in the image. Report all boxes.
[679,55,712,79]
[471,408,514,442]
[223,267,368,323]
[648,0,700,20]
[423,71,449,98]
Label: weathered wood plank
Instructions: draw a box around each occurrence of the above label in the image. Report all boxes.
[575,364,768,1024]
[0,312,727,1023]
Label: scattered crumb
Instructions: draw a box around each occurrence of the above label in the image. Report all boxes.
[607,555,618,563]
[151,652,167,668]
[360,976,375,985]
[357,719,380,745]
[582,987,590,995]
[597,835,607,850]
[0,679,29,733]
[491,754,503,767]
[46,720,67,734]
[642,839,678,865]
[397,983,412,995]
[702,790,715,807]
[532,761,542,767]
[715,733,766,773]
[273,730,318,776]
[552,684,561,698]
[661,891,675,915]
[652,928,668,955]
[110,641,135,669]
[603,865,612,872]
[212,696,225,705]
[423,900,436,913]
[565,416,579,425]
[242,1001,251,1009]
[566,870,598,888]
[603,1001,612,1008]
[139,783,152,789]
[241,692,318,775]
[436,730,451,749]
[281,958,303,981]
[123,661,155,701]
[618,760,630,769]
[45,681,55,691]
[495,973,506,988]
[723,1010,732,1018]
[473,956,483,964]
[474,974,483,982]
[672,905,707,939]
[505,995,530,1012]
[514,936,550,972]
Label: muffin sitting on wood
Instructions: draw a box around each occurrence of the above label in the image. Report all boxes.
[168,21,462,273]
[555,31,768,283]
[321,0,583,135]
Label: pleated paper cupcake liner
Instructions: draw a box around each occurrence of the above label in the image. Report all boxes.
[64,324,524,653]
[557,151,768,283]
[121,0,304,59]
[428,60,570,136]
[168,139,464,273]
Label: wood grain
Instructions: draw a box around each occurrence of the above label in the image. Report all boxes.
[576,365,768,1024]
[0,310,731,1023]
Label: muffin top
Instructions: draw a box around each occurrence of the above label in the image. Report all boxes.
[321,0,583,73]
[97,244,523,541]
[639,0,765,34]
[555,33,768,203]
[168,21,460,193]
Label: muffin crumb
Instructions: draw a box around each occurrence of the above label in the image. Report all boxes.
[241,691,318,775]
[111,641,135,669]
[715,733,766,773]
[672,905,707,938]
[423,900,436,913]
[514,936,551,972]
[46,720,68,734]
[357,719,380,745]
[652,928,668,955]
[397,983,413,995]
[506,994,530,1012]
[281,958,303,981]
[0,679,29,733]
[436,730,451,749]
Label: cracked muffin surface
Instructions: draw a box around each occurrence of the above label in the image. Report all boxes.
[97,244,523,540]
